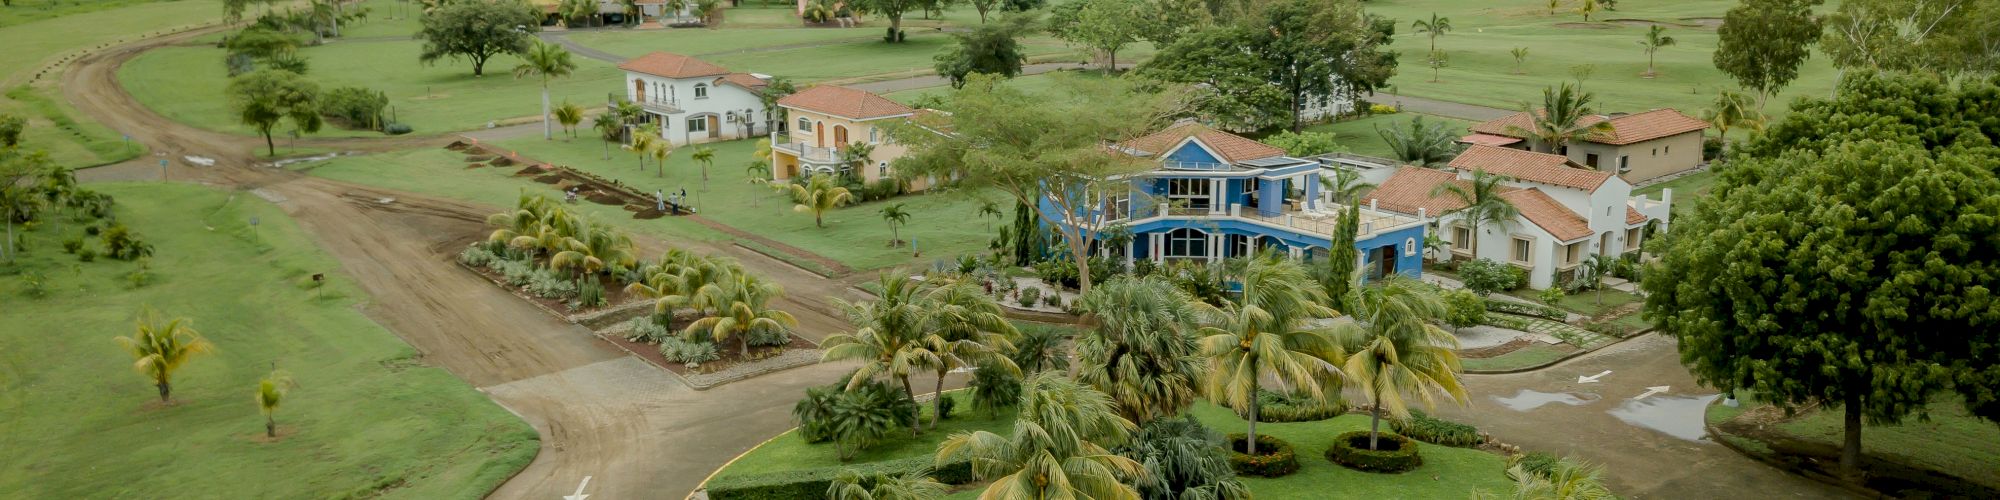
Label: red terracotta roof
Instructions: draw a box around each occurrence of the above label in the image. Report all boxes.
[1626,207,1648,225]
[1470,109,1707,145]
[778,85,914,120]
[1501,189,1593,241]
[1459,133,1523,147]
[1447,145,1612,192]
[1119,121,1285,164]
[714,73,768,92]
[618,52,730,79]
[1363,167,1500,216]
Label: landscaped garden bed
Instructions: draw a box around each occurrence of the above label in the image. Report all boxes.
[1325,431,1423,473]
[598,317,818,389]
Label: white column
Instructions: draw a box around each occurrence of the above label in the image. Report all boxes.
[1207,233,1222,263]
[1124,240,1135,266]
[1150,232,1165,263]
[1209,178,1225,215]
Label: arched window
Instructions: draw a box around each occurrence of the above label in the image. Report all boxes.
[1166,228,1207,258]
[868,127,879,143]
[797,118,812,132]
[693,83,709,99]
[1404,237,1417,256]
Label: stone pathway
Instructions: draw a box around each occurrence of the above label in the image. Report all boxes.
[1520,316,1617,349]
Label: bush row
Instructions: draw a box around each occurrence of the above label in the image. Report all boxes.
[1389,410,1484,447]
[1224,433,1299,477]
[1484,299,1565,321]
[704,455,973,500]
[1245,390,1346,423]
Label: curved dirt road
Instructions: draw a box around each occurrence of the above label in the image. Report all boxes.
[64,26,871,499]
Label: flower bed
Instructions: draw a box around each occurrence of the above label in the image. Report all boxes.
[1325,431,1423,473]
[1225,433,1300,477]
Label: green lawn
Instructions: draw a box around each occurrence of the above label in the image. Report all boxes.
[1362,0,1838,119]
[1507,286,1641,317]
[716,399,1515,498]
[0,182,537,498]
[1461,343,1573,372]
[882,69,1111,105]
[491,136,999,271]
[1302,112,1478,159]
[0,0,227,167]
[118,29,626,138]
[1709,395,2000,489]
[1634,169,1716,222]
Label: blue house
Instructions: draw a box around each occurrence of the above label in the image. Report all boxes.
[1042,122,1426,280]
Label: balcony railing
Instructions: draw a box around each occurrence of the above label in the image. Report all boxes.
[1161,160,1234,171]
[1096,201,1421,240]
[636,95,682,114]
[770,140,842,164]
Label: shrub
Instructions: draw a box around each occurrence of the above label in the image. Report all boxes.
[1131,258,1158,277]
[526,269,577,298]
[1484,299,1565,321]
[1369,103,1400,115]
[1017,286,1041,307]
[318,86,388,129]
[1514,451,1560,479]
[660,336,721,365]
[576,278,606,307]
[933,393,957,420]
[625,317,672,343]
[83,225,101,236]
[1702,135,1724,161]
[21,271,49,298]
[1242,389,1345,422]
[704,456,973,500]
[127,257,155,288]
[1458,258,1521,295]
[1441,289,1486,328]
[496,259,535,286]
[1033,259,1080,289]
[1480,314,1531,330]
[1121,416,1246,500]
[746,323,790,347]
[1224,433,1299,477]
[1085,255,1126,282]
[100,224,154,260]
[1390,410,1483,447]
[1042,292,1062,308]
[1324,431,1422,473]
[61,237,82,254]
[967,363,1021,417]
[458,245,496,267]
[383,123,413,135]
[1538,286,1566,307]
[793,384,840,443]
[77,247,97,262]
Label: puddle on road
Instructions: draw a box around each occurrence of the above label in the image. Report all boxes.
[1608,394,1720,442]
[1492,389,1599,411]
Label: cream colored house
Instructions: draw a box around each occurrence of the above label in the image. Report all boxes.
[769,85,931,189]
[1359,145,1672,290]
[1459,108,1709,183]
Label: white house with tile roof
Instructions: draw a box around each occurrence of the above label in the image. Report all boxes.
[1359,145,1672,289]
[618,51,773,146]
[1460,108,1710,183]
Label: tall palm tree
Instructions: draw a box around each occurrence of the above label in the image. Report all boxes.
[553,101,584,138]
[1331,277,1469,450]
[649,139,674,177]
[1506,83,1614,155]
[976,200,1003,231]
[629,129,656,171]
[691,145,716,186]
[685,271,797,358]
[1637,25,1677,77]
[1510,47,1530,74]
[823,273,930,401]
[513,39,577,140]
[1432,170,1519,260]
[1376,116,1463,167]
[879,203,910,247]
[911,279,1019,429]
[1076,275,1205,425]
[1702,90,1763,163]
[935,373,1147,500]
[1194,259,1346,454]
[1411,13,1452,54]
[593,114,622,159]
[255,369,296,438]
[1545,0,1561,15]
[114,308,216,403]
[789,175,853,228]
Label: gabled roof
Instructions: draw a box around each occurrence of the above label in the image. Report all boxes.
[1119,122,1285,164]
[618,52,731,79]
[713,73,768,92]
[1470,109,1707,146]
[778,85,914,121]
[1501,188,1593,241]
[1459,133,1523,147]
[1363,167,1478,216]
[1447,145,1612,192]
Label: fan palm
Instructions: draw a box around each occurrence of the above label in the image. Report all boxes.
[1010,325,1072,375]
[1124,416,1251,500]
[1637,25,1676,77]
[1194,258,1346,454]
[789,174,853,228]
[1432,170,1519,258]
[513,39,577,140]
[255,369,296,437]
[1076,275,1205,425]
[935,373,1146,500]
[879,203,911,247]
[1377,116,1463,167]
[684,271,797,358]
[553,101,584,137]
[911,280,1019,429]
[1330,276,1468,450]
[1411,13,1451,54]
[1701,90,1763,163]
[114,308,217,403]
[1505,83,1614,155]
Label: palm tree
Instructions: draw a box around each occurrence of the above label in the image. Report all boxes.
[1702,90,1763,163]
[1411,13,1452,54]
[1505,83,1614,155]
[1010,325,1072,375]
[1431,170,1519,259]
[1546,0,1562,15]
[1194,259,1346,454]
[559,0,597,27]
[1482,456,1616,500]
[592,114,622,159]
[553,101,584,138]
[879,203,910,247]
[1331,277,1469,450]
[935,373,1146,500]
[789,175,853,228]
[911,280,1019,429]
[685,271,797,358]
[630,129,657,171]
[255,369,296,438]
[1579,254,1619,305]
[1637,25,1676,77]
[843,141,876,175]
[552,220,639,287]
[1510,47,1530,74]
[513,39,577,140]
[1575,0,1599,21]
[823,273,930,401]
[649,139,674,177]
[976,200,1003,231]
[114,308,217,403]
[1076,275,1205,425]
[691,145,716,189]
[1376,116,1463,167]
[828,469,948,500]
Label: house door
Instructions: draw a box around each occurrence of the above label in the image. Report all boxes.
[833,125,849,146]
[1367,245,1396,279]
[815,125,825,147]
[707,116,720,138]
[634,79,645,102]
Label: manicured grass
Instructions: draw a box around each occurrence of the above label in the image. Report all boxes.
[0,0,183,29]
[715,392,993,479]
[2,85,145,166]
[1362,0,1838,119]
[565,25,890,59]
[118,32,626,137]
[1302,112,1478,159]
[1710,394,2000,489]
[882,69,1110,105]
[1507,286,1641,317]
[715,398,1515,498]
[1461,342,1573,372]
[0,183,537,498]
[491,136,1000,271]
[701,32,1075,83]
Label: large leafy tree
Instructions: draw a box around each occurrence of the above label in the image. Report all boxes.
[1134,27,1290,132]
[1075,275,1206,425]
[1136,0,1396,132]
[0,149,51,263]
[1332,277,1468,450]
[226,69,323,157]
[1644,72,2000,479]
[114,309,217,403]
[1712,0,1821,107]
[892,74,1174,295]
[417,0,539,76]
[853,0,928,42]
[935,373,1147,499]
[1821,0,2000,79]
[933,14,1033,88]
[513,39,576,140]
[1194,258,1346,454]
[1047,0,1144,71]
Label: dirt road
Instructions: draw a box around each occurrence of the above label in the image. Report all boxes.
[64,26,868,499]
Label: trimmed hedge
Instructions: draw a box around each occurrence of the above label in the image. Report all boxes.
[1485,299,1566,321]
[705,456,973,500]
[1239,390,1347,422]
[1224,433,1300,477]
[1324,431,1423,473]
[1389,410,1484,447]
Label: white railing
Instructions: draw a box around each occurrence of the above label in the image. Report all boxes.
[1161,160,1234,171]
[1090,201,1420,239]
[770,141,841,163]
[637,95,681,114]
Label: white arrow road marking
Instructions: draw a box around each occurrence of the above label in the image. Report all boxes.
[563,476,592,500]
[1577,370,1612,383]
[1633,386,1670,400]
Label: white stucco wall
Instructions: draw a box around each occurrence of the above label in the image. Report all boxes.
[623,72,769,146]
